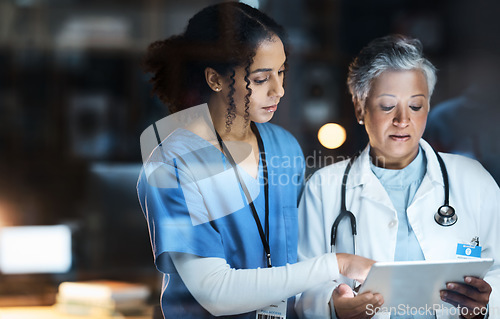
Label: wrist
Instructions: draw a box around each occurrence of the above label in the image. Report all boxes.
[459,305,488,319]
[335,253,348,277]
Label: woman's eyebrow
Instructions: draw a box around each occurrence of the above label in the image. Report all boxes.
[250,62,285,74]
[250,68,272,74]
[376,93,426,98]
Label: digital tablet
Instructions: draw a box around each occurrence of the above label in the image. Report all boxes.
[358,258,494,309]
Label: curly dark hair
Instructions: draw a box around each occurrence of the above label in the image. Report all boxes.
[143,2,288,129]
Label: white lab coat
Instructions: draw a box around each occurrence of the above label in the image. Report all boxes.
[296,139,500,319]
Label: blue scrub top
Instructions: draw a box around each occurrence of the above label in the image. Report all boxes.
[137,122,304,318]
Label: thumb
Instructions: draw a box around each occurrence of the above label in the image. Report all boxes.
[334,283,355,298]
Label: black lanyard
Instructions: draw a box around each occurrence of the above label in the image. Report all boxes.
[215,123,271,268]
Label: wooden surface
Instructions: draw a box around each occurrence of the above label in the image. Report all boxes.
[0,306,154,319]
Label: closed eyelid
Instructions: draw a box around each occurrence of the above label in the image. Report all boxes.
[253,74,278,84]
[408,99,425,107]
[253,71,284,82]
[380,105,396,111]
[253,78,268,84]
[409,96,426,103]
[377,97,397,104]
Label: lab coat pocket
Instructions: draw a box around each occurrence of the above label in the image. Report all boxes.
[423,214,478,260]
[283,205,298,263]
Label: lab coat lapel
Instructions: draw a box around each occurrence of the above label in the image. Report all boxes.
[410,140,445,205]
[407,140,449,260]
[349,145,395,211]
[360,175,395,212]
[344,146,397,261]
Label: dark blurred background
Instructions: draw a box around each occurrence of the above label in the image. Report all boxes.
[0,0,499,311]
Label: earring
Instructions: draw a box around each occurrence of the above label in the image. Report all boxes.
[358,119,364,125]
[215,87,220,92]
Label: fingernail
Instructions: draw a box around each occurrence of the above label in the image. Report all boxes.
[447,283,455,289]
[465,277,472,283]
[441,291,447,297]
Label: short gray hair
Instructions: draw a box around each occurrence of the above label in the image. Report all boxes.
[347,34,437,103]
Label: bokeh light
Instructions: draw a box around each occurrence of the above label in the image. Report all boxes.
[317,123,346,149]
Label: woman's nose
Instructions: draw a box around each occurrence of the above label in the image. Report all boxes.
[393,108,410,127]
[269,76,285,98]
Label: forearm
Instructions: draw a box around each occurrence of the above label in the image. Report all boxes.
[170,252,339,316]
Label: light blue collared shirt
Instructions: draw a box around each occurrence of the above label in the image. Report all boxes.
[370,147,427,261]
[371,148,434,319]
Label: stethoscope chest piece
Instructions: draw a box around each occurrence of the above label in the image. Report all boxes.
[434,205,457,226]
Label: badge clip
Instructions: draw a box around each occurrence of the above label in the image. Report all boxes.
[456,237,481,259]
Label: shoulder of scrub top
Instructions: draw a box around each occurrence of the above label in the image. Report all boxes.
[145,128,211,164]
[141,128,222,189]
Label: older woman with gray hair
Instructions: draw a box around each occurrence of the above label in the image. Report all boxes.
[296,34,500,318]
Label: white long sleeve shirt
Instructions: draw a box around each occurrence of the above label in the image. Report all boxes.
[170,252,340,316]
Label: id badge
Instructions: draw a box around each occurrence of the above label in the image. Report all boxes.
[256,299,287,319]
[456,243,482,259]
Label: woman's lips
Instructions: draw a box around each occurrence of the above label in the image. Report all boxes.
[263,104,277,112]
[389,134,410,141]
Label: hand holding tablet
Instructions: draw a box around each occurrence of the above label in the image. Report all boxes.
[441,275,492,319]
[358,258,493,315]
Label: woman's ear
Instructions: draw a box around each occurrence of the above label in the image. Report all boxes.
[205,67,223,92]
[353,97,365,124]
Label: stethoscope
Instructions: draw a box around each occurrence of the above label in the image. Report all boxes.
[330,146,458,254]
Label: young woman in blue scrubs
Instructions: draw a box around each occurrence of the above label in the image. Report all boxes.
[137,3,378,319]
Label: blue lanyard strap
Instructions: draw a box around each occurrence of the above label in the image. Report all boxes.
[215,123,271,268]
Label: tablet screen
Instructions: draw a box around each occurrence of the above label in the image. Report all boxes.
[358,258,493,310]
